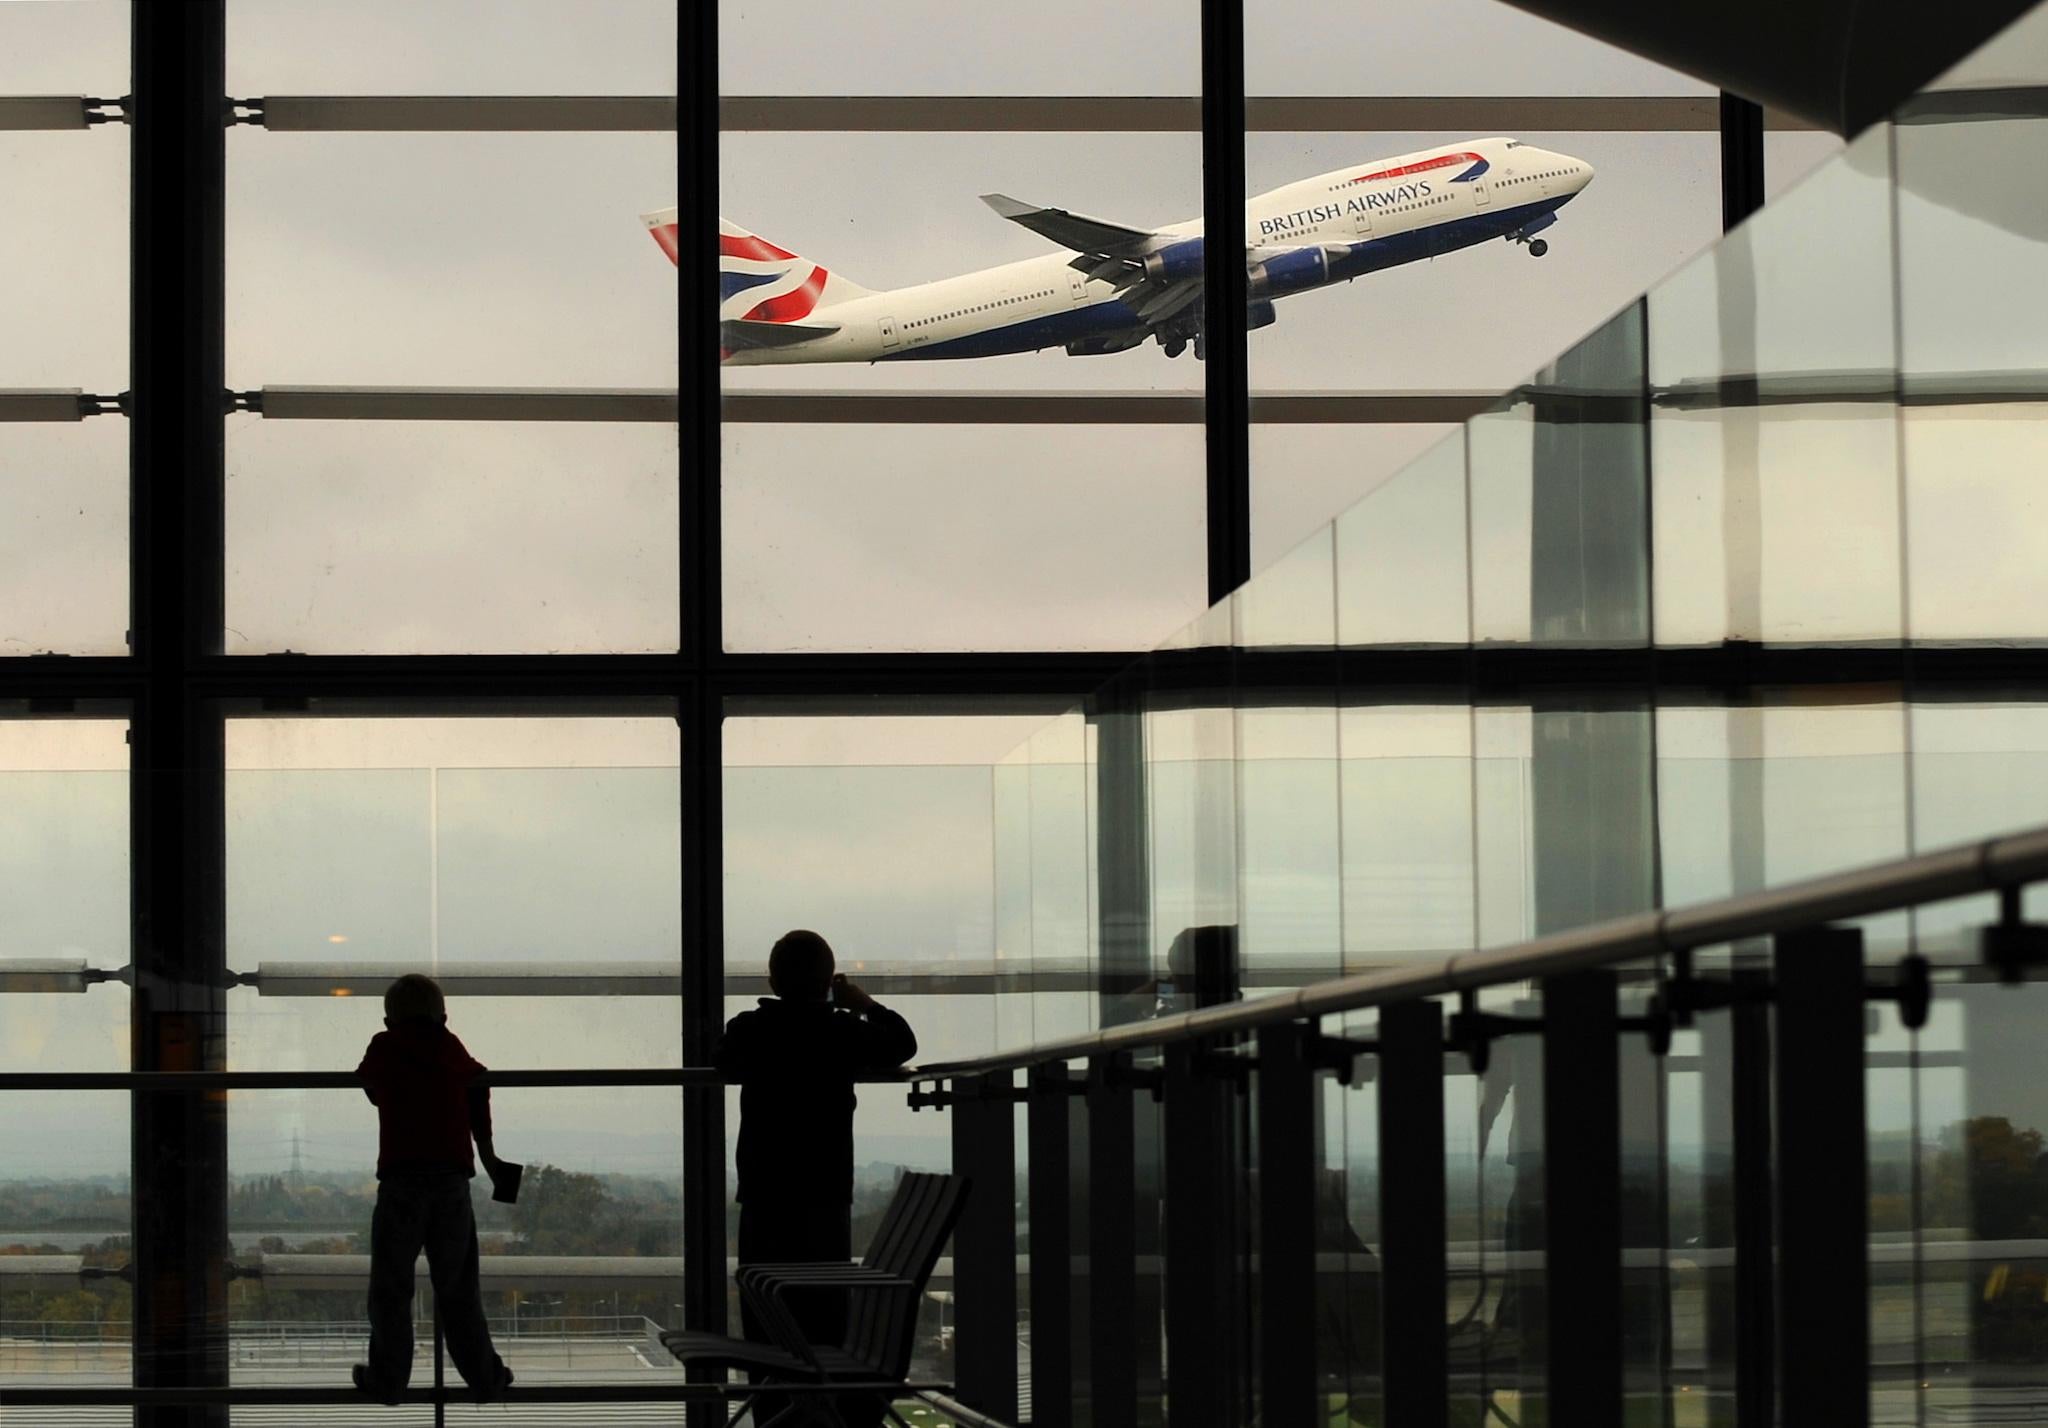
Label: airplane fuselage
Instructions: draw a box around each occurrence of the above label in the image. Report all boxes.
[722,137,1594,365]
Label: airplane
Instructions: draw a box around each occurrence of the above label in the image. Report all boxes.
[642,135,1593,365]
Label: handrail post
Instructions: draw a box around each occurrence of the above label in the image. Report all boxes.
[1378,1000,1447,1428]
[1165,1039,1243,1425]
[1731,968,1777,1425]
[1256,1020,1317,1427]
[1027,1064,1076,1428]
[1542,969,1623,1427]
[1086,1052,1139,1424]
[1773,925,1867,1426]
[951,1070,1019,1421]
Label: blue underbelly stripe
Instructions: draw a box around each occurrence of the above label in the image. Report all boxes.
[875,197,1570,361]
[879,301,1139,361]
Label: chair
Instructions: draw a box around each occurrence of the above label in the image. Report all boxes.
[661,1171,971,1427]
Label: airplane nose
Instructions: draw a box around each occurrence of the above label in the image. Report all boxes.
[1578,159,1596,189]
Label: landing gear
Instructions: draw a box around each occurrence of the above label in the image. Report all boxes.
[1527,238,1549,258]
[1163,337,1187,359]
[1193,332,1207,361]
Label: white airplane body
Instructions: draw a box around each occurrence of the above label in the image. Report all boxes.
[643,136,1593,364]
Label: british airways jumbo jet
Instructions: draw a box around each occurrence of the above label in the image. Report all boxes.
[645,136,1592,364]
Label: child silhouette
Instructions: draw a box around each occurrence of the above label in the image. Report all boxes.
[352,973,515,1405]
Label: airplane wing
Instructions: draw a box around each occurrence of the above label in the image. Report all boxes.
[721,318,840,351]
[980,193,1158,258]
[981,192,1208,332]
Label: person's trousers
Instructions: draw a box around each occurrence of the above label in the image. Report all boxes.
[738,1201,878,1426]
[366,1172,506,1394]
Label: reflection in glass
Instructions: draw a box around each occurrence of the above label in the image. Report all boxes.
[1470,305,1650,648]
[1649,125,1902,646]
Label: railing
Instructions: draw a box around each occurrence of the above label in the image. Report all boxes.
[914,824,2048,1426]
[917,826,2048,1078]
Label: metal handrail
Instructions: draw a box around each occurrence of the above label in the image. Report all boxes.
[914,823,2048,1077]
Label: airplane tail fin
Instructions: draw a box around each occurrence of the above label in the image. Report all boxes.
[662,215,873,324]
[718,217,877,315]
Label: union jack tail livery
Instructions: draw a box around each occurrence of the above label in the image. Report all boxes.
[716,218,876,322]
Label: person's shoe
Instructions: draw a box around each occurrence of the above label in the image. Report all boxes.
[352,1363,402,1407]
[472,1361,514,1405]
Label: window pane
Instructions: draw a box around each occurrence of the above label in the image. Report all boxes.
[227,132,677,389]
[1248,0,1712,95]
[723,424,1204,651]
[720,55,1204,649]
[1250,423,1456,571]
[0,1091,131,1401]
[0,718,128,1074]
[1909,701,2048,962]
[227,0,677,94]
[1648,125,1902,646]
[1,423,128,656]
[1339,706,1476,960]
[724,710,1050,981]
[228,1087,686,1393]
[1896,6,2048,642]
[2,3,130,656]
[225,714,681,1069]
[718,132,1202,396]
[1655,698,1911,953]
[723,0,1195,95]
[0,0,128,381]
[225,420,679,654]
[1469,304,1650,647]
[1332,430,1468,646]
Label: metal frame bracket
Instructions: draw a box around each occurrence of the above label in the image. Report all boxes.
[1982,885,2048,984]
[1448,989,1541,1074]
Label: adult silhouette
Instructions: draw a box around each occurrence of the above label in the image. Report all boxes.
[717,931,918,1423]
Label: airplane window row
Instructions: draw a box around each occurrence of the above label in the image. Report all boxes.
[910,288,1056,329]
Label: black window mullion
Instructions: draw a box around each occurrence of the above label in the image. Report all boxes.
[1720,91,1766,231]
[1202,0,1251,605]
[678,0,729,1393]
[128,4,229,1425]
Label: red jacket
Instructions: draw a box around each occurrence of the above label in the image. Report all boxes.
[357,1021,490,1178]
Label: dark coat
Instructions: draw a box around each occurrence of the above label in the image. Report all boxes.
[716,998,917,1205]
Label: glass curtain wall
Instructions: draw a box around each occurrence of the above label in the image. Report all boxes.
[989,5,2048,1420]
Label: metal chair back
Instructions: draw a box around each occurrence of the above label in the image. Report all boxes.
[845,1171,969,1379]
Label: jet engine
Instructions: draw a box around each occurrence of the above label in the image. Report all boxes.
[1249,246,1336,299]
[1141,237,1206,285]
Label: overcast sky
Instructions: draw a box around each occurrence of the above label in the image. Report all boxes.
[3,2,2045,1181]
